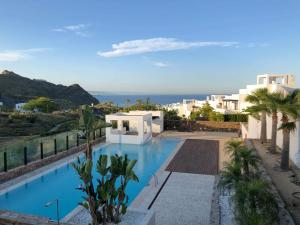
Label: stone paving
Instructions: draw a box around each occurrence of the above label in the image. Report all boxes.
[151,172,215,225]
[65,207,154,225]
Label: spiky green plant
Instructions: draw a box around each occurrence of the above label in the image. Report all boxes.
[72,154,139,225]
[219,140,278,225]
[225,139,244,164]
[234,179,278,225]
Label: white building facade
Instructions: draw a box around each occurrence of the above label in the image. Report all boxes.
[105,111,164,145]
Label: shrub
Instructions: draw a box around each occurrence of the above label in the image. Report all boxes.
[208,111,224,122]
[219,139,278,225]
[224,114,248,122]
[22,97,58,113]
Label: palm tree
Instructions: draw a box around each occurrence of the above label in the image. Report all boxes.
[79,105,98,160]
[245,88,269,144]
[238,147,259,176]
[125,98,131,108]
[265,92,283,153]
[225,139,244,164]
[277,90,300,170]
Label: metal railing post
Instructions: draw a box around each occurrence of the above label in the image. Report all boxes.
[4,152,7,172]
[66,135,69,150]
[24,147,28,165]
[40,142,44,159]
[76,134,79,146]
[54,139,57,155]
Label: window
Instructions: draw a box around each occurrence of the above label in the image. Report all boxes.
[111,120,118,129]
[123,120,129,131]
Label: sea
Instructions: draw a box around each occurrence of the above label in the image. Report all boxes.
[94,94,208,106]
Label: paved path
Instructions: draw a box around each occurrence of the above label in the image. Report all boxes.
[166,139,219,175]
[151,172,215,225]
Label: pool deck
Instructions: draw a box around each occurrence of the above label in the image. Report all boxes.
[166,139,219,175]
[131,131,238,225]
[151,172,215,225]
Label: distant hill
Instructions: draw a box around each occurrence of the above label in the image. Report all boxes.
[0,70,99,108]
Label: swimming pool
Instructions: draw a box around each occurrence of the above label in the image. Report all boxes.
[0,138,180,220]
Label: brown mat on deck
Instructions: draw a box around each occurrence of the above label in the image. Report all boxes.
[166,139,219,175]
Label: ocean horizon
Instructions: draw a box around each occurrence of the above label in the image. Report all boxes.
[94,94,208,106]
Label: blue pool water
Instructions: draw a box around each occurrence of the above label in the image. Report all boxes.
[0,138,180,220]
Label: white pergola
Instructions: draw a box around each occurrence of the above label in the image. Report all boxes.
[105,112,152,144]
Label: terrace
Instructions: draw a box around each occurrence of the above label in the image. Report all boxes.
[0,112,297,225]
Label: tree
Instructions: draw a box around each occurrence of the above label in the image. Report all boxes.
[136,99,143,107]
[277,90,300,170]
[79,105,99,160]
[265,92,283,153]
[22,97,58,113]
[125,99,131,108]
[198,102,214,119]
[245,88,269,144]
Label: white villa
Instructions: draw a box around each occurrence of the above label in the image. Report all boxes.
[241,74,300,167]
[165,74,296,118]
[164,94,241,118]
[105,110,164,144]
[15,103,26,112]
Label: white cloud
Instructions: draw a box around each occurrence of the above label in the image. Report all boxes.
[0,48,50,62]
[97,38,239,57]
[153,61,169,68]
[52,23,91,37]
[64,24,89,31]
[247,42,271,48]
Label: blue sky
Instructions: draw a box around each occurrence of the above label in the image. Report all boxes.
[0,0,299,94]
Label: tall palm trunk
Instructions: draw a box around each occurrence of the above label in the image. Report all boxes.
[270,112,278,153]
[280,115,290,170]
[260,111,267,143]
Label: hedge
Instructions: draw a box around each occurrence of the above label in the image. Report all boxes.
[224,114,248,122]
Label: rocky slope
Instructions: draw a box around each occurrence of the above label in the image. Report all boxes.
[0,70,98,108]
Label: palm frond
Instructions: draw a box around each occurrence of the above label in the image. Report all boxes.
[278,121,297,132]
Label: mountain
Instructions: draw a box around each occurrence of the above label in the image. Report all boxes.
[0,70,99,108]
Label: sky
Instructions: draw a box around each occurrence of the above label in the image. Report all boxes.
[0,0,299,94]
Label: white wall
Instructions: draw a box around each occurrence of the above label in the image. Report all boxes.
[105,113,152,144]
[129,111,164,133]
[244,113,300,168]
[246,116,261,139]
